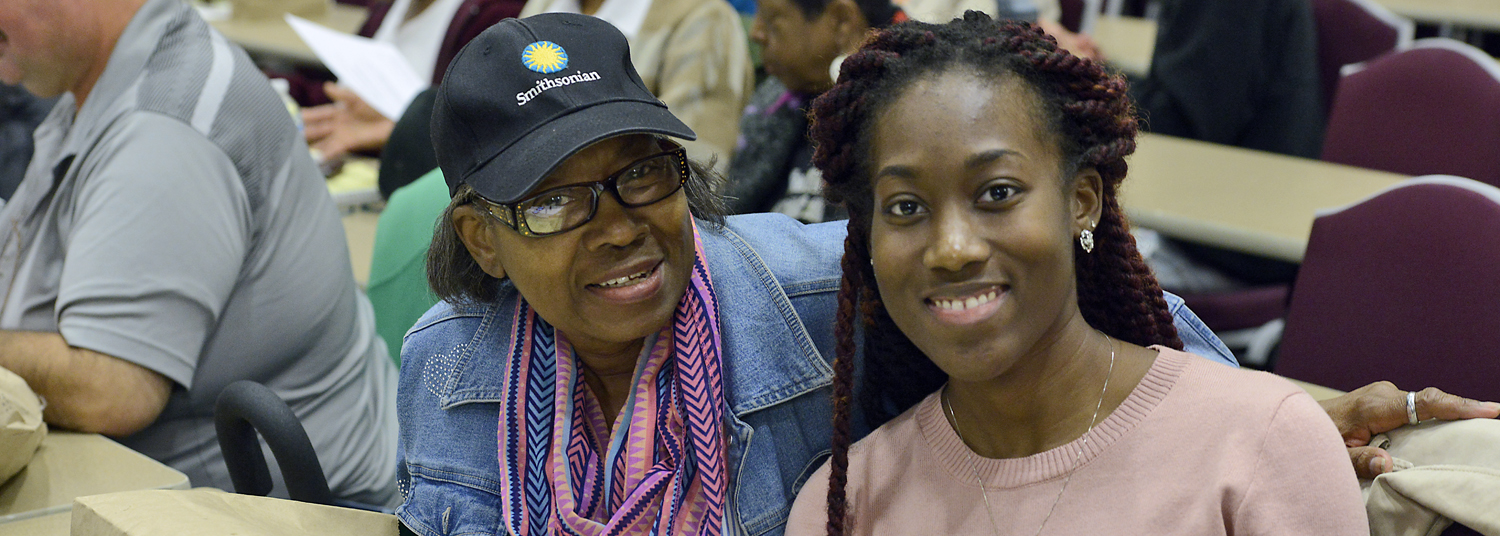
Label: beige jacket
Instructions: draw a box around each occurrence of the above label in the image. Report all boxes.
[520,0,753,167]
[1364,419,1500,536]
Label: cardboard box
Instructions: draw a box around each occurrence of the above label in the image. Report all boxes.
[72,489,397,536]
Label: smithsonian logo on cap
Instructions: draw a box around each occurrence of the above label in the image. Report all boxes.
[515,40,603,106]
[522,41,568,73]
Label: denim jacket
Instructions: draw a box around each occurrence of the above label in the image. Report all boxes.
[396,213,1236,536]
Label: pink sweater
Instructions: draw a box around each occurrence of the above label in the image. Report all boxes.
[786,348,1368,535]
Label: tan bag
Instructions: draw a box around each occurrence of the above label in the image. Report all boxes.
[1363,419,1500,536]
[73,489,398,536]
[0,366,46,484]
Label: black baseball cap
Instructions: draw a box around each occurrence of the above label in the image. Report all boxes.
[431,13,697,202]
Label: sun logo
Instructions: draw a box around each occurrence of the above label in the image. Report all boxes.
[521,41,568,74]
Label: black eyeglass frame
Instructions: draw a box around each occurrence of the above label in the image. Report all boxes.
[476,140,690,237]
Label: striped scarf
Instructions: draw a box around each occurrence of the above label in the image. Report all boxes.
[497,227,726,536]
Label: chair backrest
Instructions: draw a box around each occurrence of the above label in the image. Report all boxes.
[1275,176,1500,400]
[215,380,335,505]
[1311,0,1412,116]
[1321,39,1500,188]
[1058,0,1105,33]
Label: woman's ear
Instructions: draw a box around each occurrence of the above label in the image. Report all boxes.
[453,204,507,280]
[1071,167,1104,232]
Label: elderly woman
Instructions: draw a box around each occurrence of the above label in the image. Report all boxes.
[395,11,1497,536]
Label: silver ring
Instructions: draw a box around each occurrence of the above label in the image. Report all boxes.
[1407,391,1420,425]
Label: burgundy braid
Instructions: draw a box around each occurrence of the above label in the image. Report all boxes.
[824,232,860,536]
[808,12,1182,536]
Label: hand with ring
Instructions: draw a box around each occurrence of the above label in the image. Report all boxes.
[1318,381,1500,479]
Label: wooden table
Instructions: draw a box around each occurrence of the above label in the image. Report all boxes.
[1375,0,1500,32]
[323,157,382,289]
[0,511,68,536]
[1093,16,1157,77]
[343,209,379,289]
[0,432,189,525]
[208,4,369,66]
[1120,134,1407,263]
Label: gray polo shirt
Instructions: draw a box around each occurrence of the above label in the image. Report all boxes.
[0,0,396,505]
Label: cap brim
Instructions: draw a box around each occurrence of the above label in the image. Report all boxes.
[464,99,697,204]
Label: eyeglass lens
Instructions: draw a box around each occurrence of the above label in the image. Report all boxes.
[517,152,683,234]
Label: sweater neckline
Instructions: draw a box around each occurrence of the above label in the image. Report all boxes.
[916,346,1190,488]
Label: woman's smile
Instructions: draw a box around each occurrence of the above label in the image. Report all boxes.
[586,259,665,304]
[924,284,1007,326]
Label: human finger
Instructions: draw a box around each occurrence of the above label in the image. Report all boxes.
[1348,446,1393,480]
[313,135,352,161]
[1413,386,1500,422]
[301,104,338,124]
[303,120,335,143]
[324,83,364,106]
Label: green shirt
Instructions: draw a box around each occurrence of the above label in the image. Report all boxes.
[369,168,450,364]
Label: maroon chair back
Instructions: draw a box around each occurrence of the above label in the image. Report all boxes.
[1311,0,1410,116]
[1321,39,1500,188]
[1276,177,1500,401]
[1178,285,1289,332]
[1060,0,1084,32]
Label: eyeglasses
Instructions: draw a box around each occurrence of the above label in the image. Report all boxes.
[477,141,689,237]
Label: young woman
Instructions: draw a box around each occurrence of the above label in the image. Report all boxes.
[785,13,1368,535]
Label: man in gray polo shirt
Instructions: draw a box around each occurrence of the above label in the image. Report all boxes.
[0,0,396,505]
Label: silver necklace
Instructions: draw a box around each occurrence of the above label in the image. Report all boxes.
[942,337,1116,536]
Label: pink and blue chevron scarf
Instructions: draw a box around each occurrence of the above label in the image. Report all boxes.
[497,226,727,536]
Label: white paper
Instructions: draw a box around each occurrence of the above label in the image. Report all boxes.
[285,14,424,120]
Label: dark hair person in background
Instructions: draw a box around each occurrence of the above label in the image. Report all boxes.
[787,14,1365,534]
[727,0,1097,224]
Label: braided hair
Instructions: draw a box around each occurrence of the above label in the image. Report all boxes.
[808,12,1183,535]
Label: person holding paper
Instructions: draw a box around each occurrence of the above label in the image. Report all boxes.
[0,0,398,505]
[300,0,524,162]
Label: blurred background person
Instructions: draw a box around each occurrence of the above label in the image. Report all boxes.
[518,0,756,168]
[0,83,54,202]
[291,0,525,162]
[726,0,1094,223]
[1134,0,1322,158]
